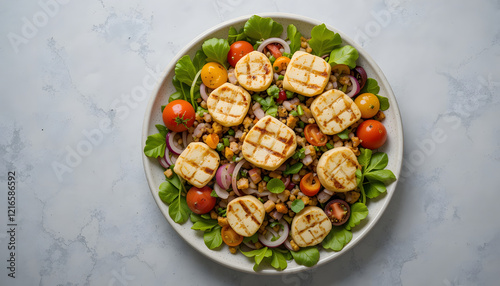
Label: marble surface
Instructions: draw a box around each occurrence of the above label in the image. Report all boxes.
[1,0,499,285]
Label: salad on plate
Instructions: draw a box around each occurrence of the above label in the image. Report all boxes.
[144,15,397,271]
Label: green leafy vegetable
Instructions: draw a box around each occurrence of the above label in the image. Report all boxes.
[287,24,302,54]
[168,91,183,103]
[270,249,289,270]
[290,247,320,267]
[228,26,248,45]
[365,170,397,184]
[252,94,278,117]
[336,128,350,140]
[243,15,283,41]
[196,105,208,117]
[357,148,372,168]
[202,38,230,67]
[190,213,219,231]
[322,227,353,251]
[192,50,207,71]
[243,232,259,243]
[155,124,168,138]
[376,95,390,111]
[308,23,341,56]
[366,152,388,172]
[328,45,359,69]
[204,225,223,249]
[283,162,303,175]
[365,181,387,199]
[144,133,166,158]
[174,55,198,86]
[291,199,305,213]
[158,181,178,204]
[267,178,285,194]
[169,194,190,224]
[241,247,273,271]
[360,78,380,94]
[345,202,368,231]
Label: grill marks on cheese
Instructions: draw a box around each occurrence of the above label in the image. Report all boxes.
[310,89,362,135]
[207,83,251,127]
[173,142,220,188]
[226,196,265,237]
[291,206,332,247]
[242,116,297,171]
[283,51,331,97]
[317,147,359,192]
[234,51,273,92]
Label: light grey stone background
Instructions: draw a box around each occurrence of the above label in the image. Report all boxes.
[1,0,499,285]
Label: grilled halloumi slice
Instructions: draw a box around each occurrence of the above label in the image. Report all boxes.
[317,147,360,192]
[291,206,332,247]
[234,51,273,92]
[173,142,220,188]
[283,51,331,97]
[207,83,251,127]
[310,89,362,135]
[226,195,265,237]
[241,116,297,171]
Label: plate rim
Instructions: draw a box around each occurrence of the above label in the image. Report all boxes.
[141,12,404,275]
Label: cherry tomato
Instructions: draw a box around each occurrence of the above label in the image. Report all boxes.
[304,124,327,146]
[227,41,254,67]
[162,99,195,132]
[278,90,287,102]
[356,119,387,149]
[273,56,290,72]
[221,225,243,246]
[354,93,380,119]
[186,186,216,215]
[201,62,228,89]
[324,199,350,226]
[300,173,321,196]
[266,43,282,59]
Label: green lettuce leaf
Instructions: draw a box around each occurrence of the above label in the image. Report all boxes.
[243,15,283,41]
[328,45,359,69]
[202,38,230,67]
[144,133,166,158]
[287,24,302,54]
[308,23,341,56]
[322,227,353,251]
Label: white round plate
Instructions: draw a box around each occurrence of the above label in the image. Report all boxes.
[142,13,403,274]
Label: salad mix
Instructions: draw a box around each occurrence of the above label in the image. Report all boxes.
[144,15,396,271]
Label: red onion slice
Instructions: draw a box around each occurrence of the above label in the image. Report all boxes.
[284,239,294,251]
[257,38,291,55]
[345,75,361,98]
[200,83,209,102]
[158,147,170,169]
[166,132,185,155]
[232,160,246,196]
[258,219,289,248]
[353,66,368,89]
[216,163,235,190]
[213,182,229,199]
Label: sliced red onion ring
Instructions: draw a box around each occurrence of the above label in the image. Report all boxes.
[166,132,184,155]
[284,239,294,251]
[257,37,291,55]
[158,148,170,169]
[345,75,361,98]
[243,241,257,250]
[353,66,368,89]
[258,219,289,248]
[216,163,235,190]
[213,183,229,199]
[232,160,246,196]
[200,83,209,102]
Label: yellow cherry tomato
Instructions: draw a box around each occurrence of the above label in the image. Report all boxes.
[354,93,380,119]
[201,62,228,89]
[272,56,291,73]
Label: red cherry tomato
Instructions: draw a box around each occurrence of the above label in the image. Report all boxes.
[221,225,243,246]
[278,90,287,102]
[186,186,216,215]
[162,100,195,133]
[227,41,254,67]
[304,124,327,146]
[356,119,387,149]
[266,43,282,59]
[300,173,321,196]
[324,199,350,226]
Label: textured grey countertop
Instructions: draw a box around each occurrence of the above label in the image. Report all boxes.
[1,0,499,285]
